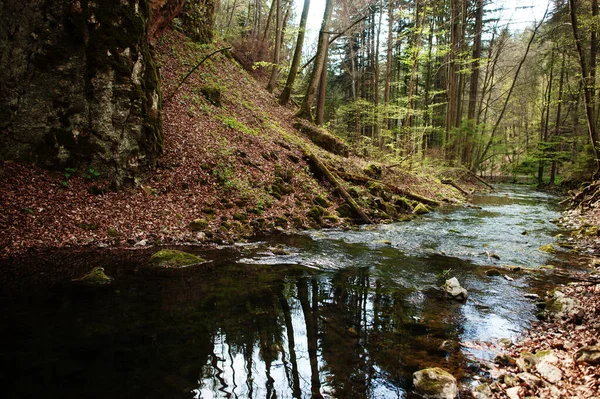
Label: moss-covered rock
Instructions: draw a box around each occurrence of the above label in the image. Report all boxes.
[545,290,582,321]
[413,367,458,399]
[307,206,326,222]
[73,267,113,285]
[149,249,206,268]
[539,244,556,253]
[413,203,431,215]
[189,218,209,231]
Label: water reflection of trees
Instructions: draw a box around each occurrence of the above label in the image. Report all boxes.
[190,265,469,398]
[6,261,469,398]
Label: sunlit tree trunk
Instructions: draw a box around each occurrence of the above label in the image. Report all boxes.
[296,0,334,122]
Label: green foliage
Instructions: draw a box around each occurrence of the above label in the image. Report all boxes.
[84,167,100,181]
[60,167,77,187]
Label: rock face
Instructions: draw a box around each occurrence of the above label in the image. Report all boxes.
[413,367,458,399]
[444,277,468,301]
[0,0,164,187]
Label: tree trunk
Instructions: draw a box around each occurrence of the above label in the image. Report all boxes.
[384,0,394,134]
[296,0,334,122]
[316,40,330,125]
[262,0,276,44]
[569,0,600,176]
[445,0,460,159]
[550,52,566,185]
[280,0,311,105]
[266,0,282,92]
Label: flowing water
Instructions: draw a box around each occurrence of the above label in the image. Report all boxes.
[0,185,584,398]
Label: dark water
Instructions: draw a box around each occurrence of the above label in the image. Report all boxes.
[0,185,582,398]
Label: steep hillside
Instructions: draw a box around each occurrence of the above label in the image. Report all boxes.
[0,29,471,258]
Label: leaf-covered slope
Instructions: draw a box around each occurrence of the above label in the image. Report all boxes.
[0,29,465,257]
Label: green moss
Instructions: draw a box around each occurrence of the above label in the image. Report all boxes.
[75,267,113,285]
[539,244,556,253]
[107,227,121,237]
[307,206,325,221]
[189,218,209,231]
[149,249,205,268]
[413,203,431,215]
[233,213,248,222]
[313,195,332,208]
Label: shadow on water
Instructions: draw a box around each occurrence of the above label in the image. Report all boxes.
[0,185,587,398]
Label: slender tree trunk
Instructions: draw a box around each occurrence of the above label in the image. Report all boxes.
[262,0,276,43]
[316,40,330,125]
[445,0,460,159]
[384,0,394,135]
[266,0,282,92]
[405,0,424,130]
[296,0,334,122]
[569,0,600,176]
[280,0,311,105]
[551,52,566,185]
[539,50,554,186]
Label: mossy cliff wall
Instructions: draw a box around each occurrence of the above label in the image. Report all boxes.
[0,0,163,186]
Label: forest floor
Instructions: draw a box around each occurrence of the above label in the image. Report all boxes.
[0,28,474,260]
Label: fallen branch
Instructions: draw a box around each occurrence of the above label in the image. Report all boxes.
[304,150,372,224]
[441,179,470,196]
[467,170,495,190]
[335,170,441,207]
[166,46,232,103]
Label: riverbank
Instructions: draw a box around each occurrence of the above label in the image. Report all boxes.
[479,204,600,398]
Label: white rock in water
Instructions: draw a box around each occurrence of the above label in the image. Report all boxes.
[444,277,468,301]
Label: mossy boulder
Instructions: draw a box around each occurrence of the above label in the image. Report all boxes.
[73,267,113,286]
[545,290,582,321]
[189,218,209,231]
[149,249,206,269]
[413,367,458,399]
[413,203,431,215]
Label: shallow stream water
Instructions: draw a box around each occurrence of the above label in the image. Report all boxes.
[0,185,584,398]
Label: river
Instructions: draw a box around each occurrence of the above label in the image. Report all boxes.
[0,185,583,398]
